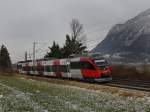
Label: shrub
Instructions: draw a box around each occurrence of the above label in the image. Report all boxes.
[111,64,150,81]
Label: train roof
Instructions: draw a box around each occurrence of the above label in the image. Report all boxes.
[17,53,106,64]
[17,60,32,63]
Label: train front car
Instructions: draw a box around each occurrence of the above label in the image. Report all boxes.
[88,53,112,82]
[93,59,112,82]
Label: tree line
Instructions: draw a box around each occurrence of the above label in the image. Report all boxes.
[45,19,87,59]
[0,45,12,72]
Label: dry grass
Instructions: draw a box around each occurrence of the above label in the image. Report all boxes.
[21,75,118,93]
[0,72,14,76]
[119,91,145,98]
[20,74,148,98]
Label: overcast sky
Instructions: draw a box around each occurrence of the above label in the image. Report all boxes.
[0,0,150,63]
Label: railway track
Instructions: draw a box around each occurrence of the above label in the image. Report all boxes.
[104,79,150,92]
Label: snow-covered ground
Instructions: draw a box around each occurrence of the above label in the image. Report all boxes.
[0,75,150,112]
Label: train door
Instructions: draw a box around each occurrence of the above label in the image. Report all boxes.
[70,58,83,79]
[66,59,71,78]
[37,61,44,75]
[60,59,70,78]
[53,60,62,78]
[17,63,23,74]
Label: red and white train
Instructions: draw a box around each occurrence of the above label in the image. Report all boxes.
[17,53,112,82]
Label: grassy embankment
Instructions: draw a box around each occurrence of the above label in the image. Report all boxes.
[0,74,150,112]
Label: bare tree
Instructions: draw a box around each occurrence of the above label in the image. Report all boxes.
[70,19,87,45]
[70,19,83,40]
[60,19,87,57]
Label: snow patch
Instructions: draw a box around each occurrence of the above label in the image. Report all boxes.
[0,83,46,111]
[0,95,3,98]
[112,53,123,59]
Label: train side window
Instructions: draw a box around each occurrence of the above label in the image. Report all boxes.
[80,61,95,70]
[71,61,95,70]
[45,66,51,72]
[22,66,25,71]
[37,66,44,71]
[23,66,26,71]
[23,66,31,71]
[60,65,68,72]
[31,66,36,71]
[37,66,40,71]
[28,66,31,71]
[17,65,22,69]
[52,65,55,72]
[52,65,58,72]
[70,62,80,69]
[41,66,44,72]
[31,66,33,71]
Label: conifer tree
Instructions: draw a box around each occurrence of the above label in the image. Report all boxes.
[61,34,87,58]
[44,41,61,59]
[0,45,12,71]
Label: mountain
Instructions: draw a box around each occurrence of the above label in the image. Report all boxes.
[93,8,150,63]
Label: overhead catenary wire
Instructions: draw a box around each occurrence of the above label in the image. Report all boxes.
[17,38,101,62]
[16,25,109,62]
[16,37,100,62]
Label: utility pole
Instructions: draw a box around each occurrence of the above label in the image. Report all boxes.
[28,53,31,60]
[25,51,28,61]
[33,42,36,72]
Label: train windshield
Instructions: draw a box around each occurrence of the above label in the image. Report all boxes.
[88,53,103,60]
[94,60,108,70]
[88,53,109,70]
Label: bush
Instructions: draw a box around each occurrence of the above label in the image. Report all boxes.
[0,68,14,76]
[111,64,150,81]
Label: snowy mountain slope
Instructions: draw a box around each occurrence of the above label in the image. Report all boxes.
[93,8,150,63]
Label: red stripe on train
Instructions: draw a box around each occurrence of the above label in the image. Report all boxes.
[53,59,62,77]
